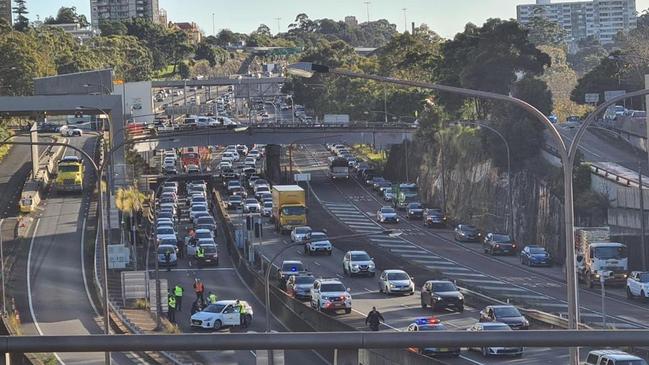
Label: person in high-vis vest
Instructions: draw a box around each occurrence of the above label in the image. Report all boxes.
[236,300,248,328]
[196,246,205,260]
[174,284,184,311]
[167,292,176,323]
[193,278,205,305]
[208,291,217,304]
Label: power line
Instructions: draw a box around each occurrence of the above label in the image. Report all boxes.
[274,17,281,35]
[402,8,407,33]
[363,1,371,23]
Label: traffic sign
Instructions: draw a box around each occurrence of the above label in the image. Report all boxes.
[585,93,599,103]
[294,173,311,182]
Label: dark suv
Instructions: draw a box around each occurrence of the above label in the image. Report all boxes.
[483,233,516,255]
[406,202,424,219]
[423,208,446,227]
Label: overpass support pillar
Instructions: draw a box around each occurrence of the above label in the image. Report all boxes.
[30,124,39,179]
[334,349,358,365]
[265,144,282,184]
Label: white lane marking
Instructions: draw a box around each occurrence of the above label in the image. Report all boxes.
[459,354,487,365]
[425,266,471,272]
[390,248,427,254]
[500,294,550,300]
[411,259,456,265]
[313,261,321,266]
[445,272,487,278]
[343,221,379,226]
[478,286,528,292]
[370,238,404,243]
[80,218,100,316]
[27,219,65,364]
[400,254,440,259]
[458,279,507,285]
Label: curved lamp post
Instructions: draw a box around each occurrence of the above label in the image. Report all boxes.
[286,61,649,365]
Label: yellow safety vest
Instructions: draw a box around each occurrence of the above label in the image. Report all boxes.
[196,247,205,258]
[174,285,183,297]
[209,294,217,304]
[168,295,176,309]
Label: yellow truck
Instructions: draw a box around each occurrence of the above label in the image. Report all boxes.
[272,185,306,234]
[55,156,84,193]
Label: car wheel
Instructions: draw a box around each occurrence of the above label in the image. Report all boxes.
[458,305,464,313]
[641,290,647,302]
[213,319,222,331]
[244,314,252,326]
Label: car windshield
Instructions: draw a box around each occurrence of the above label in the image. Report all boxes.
[157,246,175,254]
[197,217,215,225]
[264,202,273,207]
[191,205,207,212]
[59,165,81,172]
[483,324,511,331]
[460,225,477,231]
[494,307,522,317]
[229,196,242,201]
[294,276,315,285]
[427,209,443,216]
[157,228,174,235]
[282,263,304,272]
[295,227,311,234]
[639,273,649,282]
[529,247,546,254]
[159,239,176,246]
[387,272,410,280]
[616,361,648,365]
[431,282,457,292]
[196,231,212,239]
[245,199,258,204]
[351,253,371,261]
[282,206,305,216]
[593,246,627,260]
[381,207,395,213]
[321,283,346,292]
[310,233,327,241]
[492,234,512,243]
[408,203,422,209]
[204,304,226,313]
[202,245,217,254]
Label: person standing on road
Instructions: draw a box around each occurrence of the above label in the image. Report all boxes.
[190,299,201,315]
[236,300,248,328]
[164,248,172,272]
[177,238,185,259]
[193,278,205,305]
[174,284,184,311]
[365,306,384,331]
[167,292,176,323]
[208,291,218,304]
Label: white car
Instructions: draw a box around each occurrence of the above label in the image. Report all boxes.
[243,198,261,213]
[218,161,232,170]
[342,250,376,277]
[190,300,253,330]
[291,226,312,243]
[304,232,332,255]
[310,279,352,314]
[377,206,399,223]
[254,186,270,199]
[189,204,209,221]
[626,271,649,299]
[261,201,273,217]
[378,269,415,295]
[60,126,83,137]
[157,244,178,266]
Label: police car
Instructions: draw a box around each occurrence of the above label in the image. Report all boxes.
[406,317,460,357]
[190,300,253,330]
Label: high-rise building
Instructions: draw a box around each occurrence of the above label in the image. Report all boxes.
[0,0,11,25]
[517,0,637,47]
[90,0,160,29]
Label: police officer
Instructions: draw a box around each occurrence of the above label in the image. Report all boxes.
[365,306,384,331]
[167,292,176,323]
[174,284,184,311]
[208,291,218,304]
[195,245,205,267]
[236,300,248,328]
[164,248,172,272]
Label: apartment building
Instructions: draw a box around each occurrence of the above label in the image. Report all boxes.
[90,0,160,29]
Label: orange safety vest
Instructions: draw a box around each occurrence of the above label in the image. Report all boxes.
[194,282,204,293]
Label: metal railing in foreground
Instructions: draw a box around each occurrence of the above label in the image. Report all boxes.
[1,331,648,353]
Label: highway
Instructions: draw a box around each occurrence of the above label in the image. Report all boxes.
[13,133,140,364]
[148,154,327,365]
[0,134,40,220]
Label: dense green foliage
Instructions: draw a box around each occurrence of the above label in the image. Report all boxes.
[44,6,89,27]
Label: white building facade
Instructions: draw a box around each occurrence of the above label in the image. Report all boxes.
[90,0,160,29]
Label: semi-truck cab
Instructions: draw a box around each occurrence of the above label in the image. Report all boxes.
[394,183,418,210]
[272,185,307,234]
[575,227,628,288]
[56,156,84,193]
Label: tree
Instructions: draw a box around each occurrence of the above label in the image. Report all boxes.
[89,36,153,81]
[164,30,193,73]
[256,24,272,37]
[44,6,89,27]
[12,0,29,32]
[178,62,191,79]
[215,29,238,46]
[195,41,217,67]
[525,8,566,46]
[99,20,127,36]
[437,19,551,117]
[570,51,625,105]
[567,36,608,75]
[0,31,54,95]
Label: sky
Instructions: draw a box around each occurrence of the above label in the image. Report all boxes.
[27,0,649,38]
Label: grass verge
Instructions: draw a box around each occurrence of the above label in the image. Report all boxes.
[351,144,387,167]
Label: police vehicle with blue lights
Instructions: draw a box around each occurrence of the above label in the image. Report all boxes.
[406,317,460,357]
[278,260,307,289]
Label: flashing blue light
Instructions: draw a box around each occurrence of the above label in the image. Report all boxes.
[415,317,440,325]
[291,267,297,272]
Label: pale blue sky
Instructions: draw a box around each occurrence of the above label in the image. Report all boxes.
[27,0,649,38]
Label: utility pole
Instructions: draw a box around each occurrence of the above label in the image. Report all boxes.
[402,8,407,33]
[275,17,282,35]
[212,13,215,36]
[364,1,371,23]
[640,166,647,271]
[383,88,388,124]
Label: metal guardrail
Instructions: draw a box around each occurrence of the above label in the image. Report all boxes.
[589,164,636,187]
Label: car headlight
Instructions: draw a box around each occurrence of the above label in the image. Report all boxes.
[368,262,375,268]
[351,264,359,268]
[458,294,464,301]
[389,283,396,288]
[433,295,442,301]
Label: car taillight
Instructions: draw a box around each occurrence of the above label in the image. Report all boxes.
[512,244,517,249]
